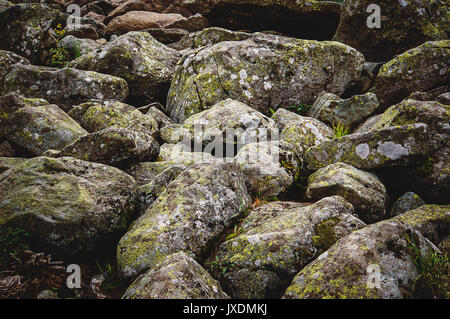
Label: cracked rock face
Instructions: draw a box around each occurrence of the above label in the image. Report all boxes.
[283,220,440,299]
[167,32,365,123]
[122,252,230,299]
[117,163,251,279]
[0,156,138,258]
[209,196,365,299]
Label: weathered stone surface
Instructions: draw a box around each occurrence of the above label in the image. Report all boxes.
[333,0,449,62]
[123,252,229,299]
[146,106,173,130]
[0,3,60,63]
[283,220,439,299]
[280,116,334,161]
[307,162,387,224]
[162,99,277,150]
[68,100,158,136]
[117,163,251,279]
[309,92,379,128]
[2,64,129,112]
[69,31,181,106]
[0,0,13,11]
[0,50,30,87]
[371,41,450,109]
[234,141,299,198]
[158,143,218,164]
[167,32,365,123]
[144,28,189,45]
[0,92,88,155]
[0,141,16,157]
[271,108,304,131]
[390,192,426,217]
[211,196,365,298]
[0,156,138,258]
[56,127,159,167]
[305,124,431,171]
[392,204,450,245]
[407,86,449,102]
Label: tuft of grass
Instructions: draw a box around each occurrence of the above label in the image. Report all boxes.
[332,121,350,139]
[0,227,31,270]
[287,102,312,116]
[406,235,449,298]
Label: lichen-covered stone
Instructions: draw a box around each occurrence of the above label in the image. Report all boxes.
[167,32,365,123]
[371,41,450,109]
[117,163,251,279]
[58,35,102,57]
[68,100,158,136]
[391,204,450,245]
[271,108,305,131]
[162,99,277,150]
[56,127,159,167]
[145,106,173,130]
[0,156,138,258]
[158,143,218,164]
[280,116,334,161]
[211,196,365,298]
[69,31,181,106]
[170,27,251,51]
[305,124,431,171]
[0,3,60,63]
[234,141,300,198]
[137,164,187,216]
[307,162,387,224]
[0,156,26,174]
[0,92,88,155]
[309,91,379,128]
[390,192,426,217]
[3,64,129,112]
[0,49,30,87]
[122,252,229,299]
[333,0,449,62]
[362,99,450,202]
[283,220,439,299]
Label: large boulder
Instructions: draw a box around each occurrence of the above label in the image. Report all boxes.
[0,3,60,63]
[126,161,190,186]
[56,127,160,167]
[371,41,450,109]
[106,11,208,35]
[307,162,387,224]
[167,32,365,123]
[210,197,365,298]
[390,192,426,217]
[0,156,138,258]
[161,99,277,152]
[333,0,449,62]
[69,31,181,106]
[2,64,129,112]
[305,124,431,171]
[364,99,450,203]
[117,163,252,279]
[0,93,87,155]
[122,252,229,299]
[283,220,440,299]
[68,100,158,136]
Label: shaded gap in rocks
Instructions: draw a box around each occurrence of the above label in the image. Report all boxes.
[206,4,340,40]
